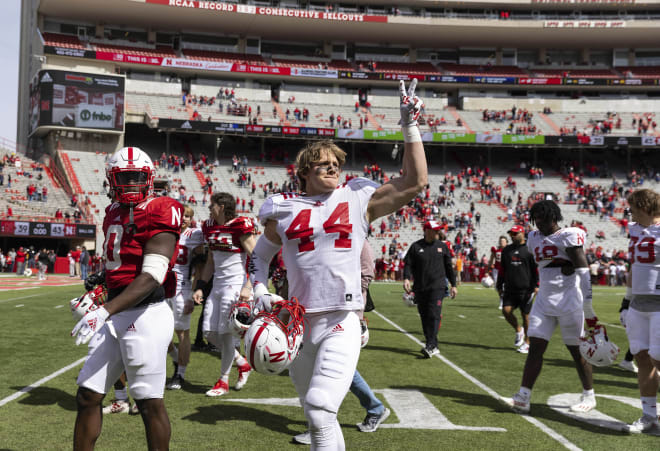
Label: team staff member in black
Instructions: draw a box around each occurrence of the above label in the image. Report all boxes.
[403,220,457,358]
[496,224,538,354]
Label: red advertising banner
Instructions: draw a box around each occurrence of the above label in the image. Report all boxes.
[232,64,291,75]
[96,51,163,66]
[0,221,15,235]
[283,127,300,135]
[518,77,563,85]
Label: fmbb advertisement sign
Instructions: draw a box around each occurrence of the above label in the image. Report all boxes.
[76,105,115,128]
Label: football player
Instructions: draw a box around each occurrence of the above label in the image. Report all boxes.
[192,192,256,396]
[72,147,183,450]
[249,79,427,449]
[504,200,599,414]
[490,235,508,309]
[166,205,205,390]
[623,189,660,433]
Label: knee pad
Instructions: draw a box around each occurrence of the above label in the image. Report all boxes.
[305,387,337,430]
[304,397,337,448]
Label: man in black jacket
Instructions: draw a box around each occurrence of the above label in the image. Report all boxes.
[496,225,538,354]
[403,220,457,358]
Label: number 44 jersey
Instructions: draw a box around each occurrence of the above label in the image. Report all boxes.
[527,227,586,316]
[259,177,379,313]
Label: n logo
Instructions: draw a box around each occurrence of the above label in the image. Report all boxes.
[171,206,181,227]
[269,351,286,363]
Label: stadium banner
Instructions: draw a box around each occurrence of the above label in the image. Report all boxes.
[432,133,476,143]
[427,75,471,83]
[96,51,163,66]
[363,130,404,141]
[604,136,641,146]
[30,70,125,135]
[589,136,605,145]
[545,136,579,146]
[157,118,244,132]
[564,78,608,86]
[476,134,503,144]
[0,220,95,238]
[608,78,657,86]
[336,129,364,139]
[232,63,291,75]
[44,46,97,59]
[544,20,626,28]
[383,73,425,81]
[338,71,382,80]
[518,77,562,85]
[642,136,660,146]
[290,67,338,79]
[472,76,516,84]
[161,58,233,72]
[145,1,387,22]
[502,135,545,145]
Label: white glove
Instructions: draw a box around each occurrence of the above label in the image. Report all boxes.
[71,306,109,346]
[256,293,283,313]
[398,79,423,127]
[619,309,627,328]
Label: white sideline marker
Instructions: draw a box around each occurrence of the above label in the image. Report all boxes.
[0,358,86,407]
[15,304,24,308]
[0,294,42,304]
[373,310,582,451]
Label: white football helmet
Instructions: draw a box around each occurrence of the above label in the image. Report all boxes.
[70,285,108,321]
[403,291,416,307]
[106,146,155,204]
[481,275,494,288]
[579,325,620,367]
[360,318,369,348]
[244,298,305,375]
[24,268,33,277]
[228,300,255,339]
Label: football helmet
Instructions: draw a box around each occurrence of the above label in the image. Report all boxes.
[70,285,108,321]
[360,318,369,348]
[106,146,155,204]
[244,298,305,375]
[481,275,494,288]
[403,291,416,307]
[579,325,620,367]
[228,300,255,339]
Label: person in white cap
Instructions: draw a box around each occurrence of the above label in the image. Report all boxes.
[403,220,457,357]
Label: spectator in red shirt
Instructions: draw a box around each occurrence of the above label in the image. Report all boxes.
[71,246,82,276]
[15,247,26,276]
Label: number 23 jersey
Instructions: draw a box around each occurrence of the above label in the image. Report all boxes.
[527,227,586,315]
[259,177,379,313]
[628,221,660,297]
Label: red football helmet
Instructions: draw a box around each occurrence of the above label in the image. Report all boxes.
[106,147,155,204]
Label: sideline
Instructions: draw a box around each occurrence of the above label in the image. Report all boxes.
[373,310,582,451]
[0,358,86,407]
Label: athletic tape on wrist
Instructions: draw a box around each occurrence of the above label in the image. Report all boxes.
[402,125,422,143]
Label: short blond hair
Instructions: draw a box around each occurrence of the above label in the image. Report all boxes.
[295,140,346,192]
[627,188,660,217]
[183,205,195,217]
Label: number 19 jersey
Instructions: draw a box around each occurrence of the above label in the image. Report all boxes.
[527,227,586,316]
[259,177,379,313]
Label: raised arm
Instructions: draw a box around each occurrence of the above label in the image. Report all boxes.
[367,79,428,223]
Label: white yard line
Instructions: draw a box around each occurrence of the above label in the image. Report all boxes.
[0,358,86,407]
[0,294,42,304]
[373,310,582,451]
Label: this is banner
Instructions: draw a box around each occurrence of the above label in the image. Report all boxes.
[502,135,545,145]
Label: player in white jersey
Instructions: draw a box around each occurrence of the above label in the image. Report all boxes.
[166,205,205,390]
[192,192,257,396]
[504,200,599,414]
[249,80,427,450]
[622,189,660,433]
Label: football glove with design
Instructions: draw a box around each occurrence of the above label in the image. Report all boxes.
[398,79,423,127]
[72,306,109,346]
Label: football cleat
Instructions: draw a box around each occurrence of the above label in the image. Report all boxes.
[514,330,525,348]
[102,399,130,415]
[569,394,597,413]
[235,363,252,390]
[618,359,638,373]
[517,343,529,354]
[206,379,229,397]
[503,392,530,414]
[166,374,184,390]
[626,414,660,434]
[293,431,311,445]
[130,403,139,415]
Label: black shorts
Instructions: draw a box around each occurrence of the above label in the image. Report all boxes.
[502,291,534,314]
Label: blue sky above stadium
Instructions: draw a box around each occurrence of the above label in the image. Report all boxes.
[2,0,20,144]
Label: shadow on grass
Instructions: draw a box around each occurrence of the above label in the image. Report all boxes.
[182,404,305,434]
[12,385,77,411]
[391,384,626,436]
[437,339,511,352]
[364,344,427,358]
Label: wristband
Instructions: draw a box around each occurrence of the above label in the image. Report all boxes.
[402,125,422,143]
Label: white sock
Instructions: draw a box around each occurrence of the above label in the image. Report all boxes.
[519,387,532,400]
[234,350,248,367]
[641,396,657,418]
[177,365,187,378]
[583,389,595,398]
[115,387,128,401]
[221,374,229,383]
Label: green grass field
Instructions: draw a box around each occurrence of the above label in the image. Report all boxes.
[0,282,658,450]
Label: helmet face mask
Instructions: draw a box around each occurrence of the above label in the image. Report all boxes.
[107,147,155,205]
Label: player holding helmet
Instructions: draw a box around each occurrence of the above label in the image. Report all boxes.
[623,189,660,434]
[248,80,427,449]
[72,147,183,450]
[192,192,256,396]
[504,200,600,415]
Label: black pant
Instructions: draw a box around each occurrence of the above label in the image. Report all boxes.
[416,289,445,349]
